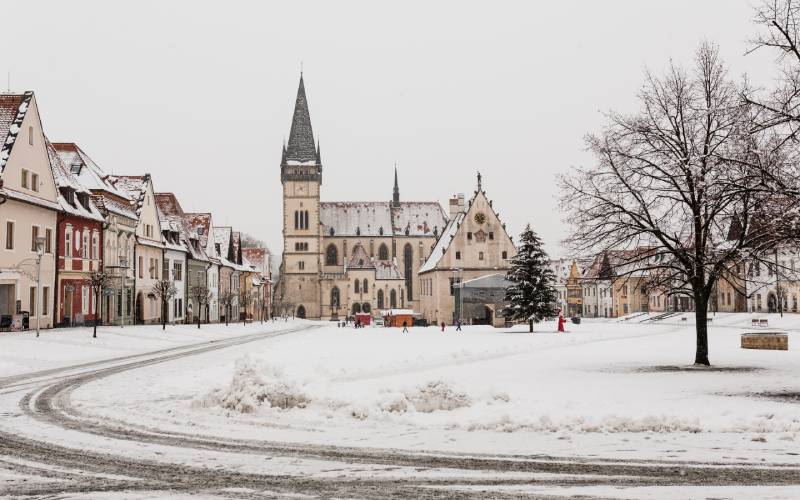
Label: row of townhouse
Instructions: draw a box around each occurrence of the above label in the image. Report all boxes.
[552,252,670,319]
[0,91,271,331]
[554,246,798,319]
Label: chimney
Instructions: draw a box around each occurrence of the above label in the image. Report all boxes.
[449,193,465,219]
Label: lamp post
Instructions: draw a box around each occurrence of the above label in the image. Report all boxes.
[119,254,128,328]
[35,235,46,337]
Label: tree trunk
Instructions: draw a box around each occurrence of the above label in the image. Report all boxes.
[529,319,533,333]
[197,304,202,329]
[93,290,99,338]
[162,299,166,330]
[694,294,710,366]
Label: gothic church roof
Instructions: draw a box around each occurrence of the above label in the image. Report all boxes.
[285,75,318,164]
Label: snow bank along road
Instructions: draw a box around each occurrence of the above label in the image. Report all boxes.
[1,321,800,499]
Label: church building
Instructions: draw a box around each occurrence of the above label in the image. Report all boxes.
[277,76,448,320]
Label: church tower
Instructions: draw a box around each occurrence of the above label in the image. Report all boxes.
[279,74,322,319]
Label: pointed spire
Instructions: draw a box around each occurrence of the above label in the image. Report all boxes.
[392,164,400,207]
[285,74,318,163]
[316,138,321,164]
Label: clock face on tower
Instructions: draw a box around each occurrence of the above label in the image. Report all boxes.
[474,212,486,225]
[297,183,306,194]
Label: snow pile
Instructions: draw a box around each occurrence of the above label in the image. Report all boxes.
[195,357,309,413]
[376,380,472,415]
[405,381,471,413]
[465,414,702,434]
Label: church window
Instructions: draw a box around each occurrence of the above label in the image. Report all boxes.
[352,303,361,314]
[325,244,338,265]
[330,287,340,308]
[403,243,413,300]
[489,232,494,240]
[502,251,508,259]
[354,279,360,294]
[298,261,305,270]
[455,251,461,260]
[362,303,371,313]
[377,289,384,309]
[390,289,397,308]
[363,279,368,293]
[378,243,389,260]
[467,232,473,240]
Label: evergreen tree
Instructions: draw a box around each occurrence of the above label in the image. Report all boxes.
[503,225,558,332]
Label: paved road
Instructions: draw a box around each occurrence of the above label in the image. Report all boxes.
[1,323,799,499]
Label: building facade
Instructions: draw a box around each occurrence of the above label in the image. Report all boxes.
[277,76,447,320]
[0,92,59,330]
[418,177,516,326]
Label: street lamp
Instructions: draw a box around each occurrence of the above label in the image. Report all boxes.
[119,254,128,328]
[35,235,46,337]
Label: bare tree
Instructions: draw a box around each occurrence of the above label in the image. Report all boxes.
[560,43,795,366]
[189,285,212,329]
[84,271,112,338]
[219,292,236,326]
[748,1,800,143]
[151,280,178,330]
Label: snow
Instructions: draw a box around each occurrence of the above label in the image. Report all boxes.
[5,315,800,497]
[43,313,800,467]
[0,322,290,378]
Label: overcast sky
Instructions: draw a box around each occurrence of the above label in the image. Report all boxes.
[2,1,780,257]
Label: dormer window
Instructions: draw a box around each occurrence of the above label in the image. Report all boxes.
[70,162,82,175]
[197,227,204,235]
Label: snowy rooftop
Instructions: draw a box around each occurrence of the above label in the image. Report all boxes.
[52,143,129,199]
[46,139,104,222]
[0,92,31,173]
[419,211,465,273]
[321,201,446,237]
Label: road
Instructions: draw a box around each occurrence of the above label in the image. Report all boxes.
[1,323,799,499]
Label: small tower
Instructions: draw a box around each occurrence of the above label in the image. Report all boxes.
[392,165,400,208]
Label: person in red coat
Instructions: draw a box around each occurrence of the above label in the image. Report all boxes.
[557,312,566,333]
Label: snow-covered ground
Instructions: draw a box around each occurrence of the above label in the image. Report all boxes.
[0,321,289,378]
[3,315,800,498]
[61,313,800,464]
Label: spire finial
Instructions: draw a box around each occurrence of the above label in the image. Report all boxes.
[300,61,303,77]
[392,163,400,207]
[477,170,482,191]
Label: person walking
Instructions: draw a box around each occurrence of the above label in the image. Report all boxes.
[441,321,446,332]
[402,320,408,333]
[456,319,462,331]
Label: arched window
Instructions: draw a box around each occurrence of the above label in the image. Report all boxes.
[296,305,306,319]
[362,279,368,293]
[377,289,384,309]
[294,211,299,229]
[352,303,362,314]
[378,243,389,260]
[403,243,413,300]
[354,279,360,294]
[390,289,397,308]
[362,303,371,313]
[326,244,338,265]
[304,210,309,229]
[330,287,340,308]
